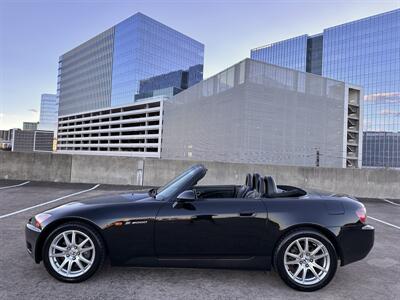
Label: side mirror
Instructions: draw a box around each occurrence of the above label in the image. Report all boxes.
[176,190,196,202]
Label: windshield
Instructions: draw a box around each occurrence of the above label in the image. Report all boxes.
[155,166,202,200]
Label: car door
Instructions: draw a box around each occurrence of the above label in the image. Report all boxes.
[154,195,268,258]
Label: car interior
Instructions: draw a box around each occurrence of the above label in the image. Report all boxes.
[194,173,307,199]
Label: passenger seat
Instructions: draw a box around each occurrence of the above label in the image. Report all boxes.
[257,177,266,197]
[236,173,252,198]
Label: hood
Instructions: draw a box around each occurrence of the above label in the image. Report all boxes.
[45,191,152,215]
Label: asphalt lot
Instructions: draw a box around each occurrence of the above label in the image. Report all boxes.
[0,180,399,300]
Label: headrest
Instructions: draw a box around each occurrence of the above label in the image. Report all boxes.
[264,176,278,196]
[252,173,260,189]
[245,173,252,187]
[257,177,266,195]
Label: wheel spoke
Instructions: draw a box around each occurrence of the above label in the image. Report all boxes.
[285,260,299,265]
[311,262,328,273]
[80,246,94,253]
[286,252,299,259]
[293,265,302,277]
[309,264,320,280]
[49,253,65,258]
[57,258,68,271]
[78,238,89,248]
[302,267,307,283]
[79,255,92,265]
[63,232,71,246]
[304,238,309,253]
[75,258,85,271]
[311,244,322,256]
[52,245,66,252]
[296,240,303,252]
[71,231,76,245]
[314,253,329,260]
[67,260,73,275]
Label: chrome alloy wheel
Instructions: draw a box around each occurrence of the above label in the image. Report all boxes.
[284,237,330,286]
[48,230,96,278]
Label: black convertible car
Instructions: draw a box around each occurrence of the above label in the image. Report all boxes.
[25,164,374,291]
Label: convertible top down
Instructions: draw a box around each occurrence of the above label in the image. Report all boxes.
[25,164,374,291]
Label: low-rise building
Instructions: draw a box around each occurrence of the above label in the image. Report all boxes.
[10,129,53,153]
[0,130,11,141]
[57,97,164,157]
[23,122,38,131]
[161,58,363,168]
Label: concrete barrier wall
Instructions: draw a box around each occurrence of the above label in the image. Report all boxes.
[142,159,399,199]
[0,151,399,198]
[70,155,142,186]
[0,151,72,182]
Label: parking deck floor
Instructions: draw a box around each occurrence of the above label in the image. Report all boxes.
[0,180,399,299]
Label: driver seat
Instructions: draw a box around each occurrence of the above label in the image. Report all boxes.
[236,173,252,198]
[244,173,261,198]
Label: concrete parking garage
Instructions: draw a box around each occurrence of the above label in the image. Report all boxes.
[0,180,399,300]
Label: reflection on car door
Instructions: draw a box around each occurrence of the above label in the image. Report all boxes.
[154,196,268,258]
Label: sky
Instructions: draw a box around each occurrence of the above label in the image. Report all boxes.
[0,0,399,129]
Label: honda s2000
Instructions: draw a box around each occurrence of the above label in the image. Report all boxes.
[26,164,374,291]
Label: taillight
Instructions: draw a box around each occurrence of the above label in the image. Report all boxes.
[356,206,367,224]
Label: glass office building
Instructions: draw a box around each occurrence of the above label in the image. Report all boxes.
[251,9,400,167]
[58,12,204,116]
[251,35,308,72]
[38,94,58,133]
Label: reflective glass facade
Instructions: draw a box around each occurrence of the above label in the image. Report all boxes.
[58,13,204,115]
[251,9,400,167]
[38,94,58,133]
[110,13,204,107]
[139,70,186,94]
[322,10,400,167]
[58,28,115,116]
[306,35,323,75]
[251,35,308,72]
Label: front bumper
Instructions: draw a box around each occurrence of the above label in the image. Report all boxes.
[338,224,375,266]
[25,223,41,263]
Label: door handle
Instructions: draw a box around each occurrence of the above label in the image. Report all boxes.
[239,211,255,217]
[191,214,215,221]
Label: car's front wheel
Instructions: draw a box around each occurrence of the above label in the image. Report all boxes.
[274,228,338,292]
[42,222,105,282]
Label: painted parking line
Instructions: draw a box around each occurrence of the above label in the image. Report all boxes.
[381,198,400,207]
[0,184,100,220]
[0,181,30,190]
[369,216,400,230]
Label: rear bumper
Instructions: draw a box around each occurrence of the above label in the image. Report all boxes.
[25,223,41,263]
[338,224,374,266]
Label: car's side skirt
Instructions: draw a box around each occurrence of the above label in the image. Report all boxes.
[115,256,271,270]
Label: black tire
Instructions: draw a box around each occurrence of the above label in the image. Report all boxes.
[273,228,338,292]
[42,222,106,283]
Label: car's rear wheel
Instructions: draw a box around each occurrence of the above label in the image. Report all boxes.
[274,228,338,292]
[42,222,105,282]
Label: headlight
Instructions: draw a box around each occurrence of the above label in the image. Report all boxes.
[33,213,52,229]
